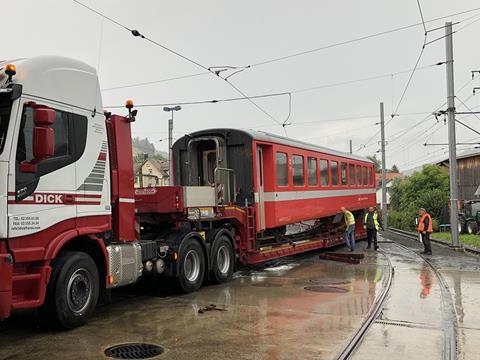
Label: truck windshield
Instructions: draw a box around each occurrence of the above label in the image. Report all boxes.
[0,101,11,155]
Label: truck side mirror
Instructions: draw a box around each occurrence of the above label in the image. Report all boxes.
[20,108,56,173]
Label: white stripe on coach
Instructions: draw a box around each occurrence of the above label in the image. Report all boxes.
[254,188,376,202]
[119,198,135,203]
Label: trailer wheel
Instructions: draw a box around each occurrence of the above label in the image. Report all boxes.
[41,251,99,329]
[211,235,234,284]
[177,237,205,293]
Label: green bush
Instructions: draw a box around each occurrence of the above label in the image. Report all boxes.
[388,164,449,231]
[389,209,418,231]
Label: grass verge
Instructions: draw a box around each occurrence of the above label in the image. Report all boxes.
[431,232,480,248]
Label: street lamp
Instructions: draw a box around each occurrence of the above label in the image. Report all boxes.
[163,106,182,185]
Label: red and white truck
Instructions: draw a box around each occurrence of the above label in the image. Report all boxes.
[0,56,375,329]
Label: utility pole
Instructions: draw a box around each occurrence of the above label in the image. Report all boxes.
[380,102,387,228]
[349,139,353,154]
[445,22,460,248]
[163,105,182,186]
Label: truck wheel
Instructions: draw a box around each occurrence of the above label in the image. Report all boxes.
[41,251,99,329]
[211,235,234,284]
[467,221,478,235]
[177,237,205,293]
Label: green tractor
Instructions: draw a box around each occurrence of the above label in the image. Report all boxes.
[458,200,480,234]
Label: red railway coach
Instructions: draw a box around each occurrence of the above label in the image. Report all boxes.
[172,128,376,262]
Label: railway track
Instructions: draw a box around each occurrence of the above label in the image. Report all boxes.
[334,248,394,360]
[335,234,458,360]
[389,227,480,256]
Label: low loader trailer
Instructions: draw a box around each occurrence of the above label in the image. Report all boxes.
[0,57,373,329]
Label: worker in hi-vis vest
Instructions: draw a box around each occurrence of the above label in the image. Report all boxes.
[363,206,384,250]
[417,208,433,255]
[341,207,356,251]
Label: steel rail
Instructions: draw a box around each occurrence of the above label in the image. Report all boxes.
[389,228,480,256]
[334,249,394,360]
[389,241,458,360]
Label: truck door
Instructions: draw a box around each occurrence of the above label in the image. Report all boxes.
[256,146,266,231]
[8,101,78,245]
[76,110,111,222]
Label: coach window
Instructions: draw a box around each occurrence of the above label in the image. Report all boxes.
[356,165,362,187]
[349,164,355,185]
[308,157,317,186]
[320,159,329,186]
[340,162,347,186]
[368,167,373,185]
[276,152,288,186]
[292,155,304,186]
[331,161,339,186]
[363,166,368,185]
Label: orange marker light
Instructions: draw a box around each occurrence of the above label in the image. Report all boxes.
[125,99,134,109]
[5,64,16,75]
[173,252,178,261]
[109,275,114,284]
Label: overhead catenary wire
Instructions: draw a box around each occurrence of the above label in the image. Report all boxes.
[105,62,442,109]
[102,72,211,91]
[360,0,429,151]
[414,99,480,148]
[456,96,480,123]
[75,0,480,149]
[105,91,291,108]
[390,96,480,165]
[456,12,480,32]
[358,9,480,153]
[245,6,480,69]
[416,0,427,34]
[72,0,285,128]
[373,76,479,153]
[76,0,480,95]
[291,63,440,94]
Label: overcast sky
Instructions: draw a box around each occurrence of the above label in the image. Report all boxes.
[6,0,480,171]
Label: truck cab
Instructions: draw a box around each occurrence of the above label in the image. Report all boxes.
[0,57,235,328]
[0,57,114,324]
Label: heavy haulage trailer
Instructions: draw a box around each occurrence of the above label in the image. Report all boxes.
[0,57,376,329]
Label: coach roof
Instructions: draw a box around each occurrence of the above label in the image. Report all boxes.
[181,128,372,163]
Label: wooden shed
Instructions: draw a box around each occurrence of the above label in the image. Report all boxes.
[438,149,480,201]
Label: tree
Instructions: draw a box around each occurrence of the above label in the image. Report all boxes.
[367,154,381,170]
[391,164,399,173]
[389,164,449,230]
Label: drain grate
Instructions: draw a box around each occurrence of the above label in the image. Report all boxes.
[304,286,348,293]
[309,278,350,285]
[104,343,164,359]
[251,283,283,288]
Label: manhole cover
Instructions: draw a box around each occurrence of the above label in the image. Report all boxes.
[251,283,283,287]
[105,343,164,359]
[309,278,350,285]
[304,286,348,293]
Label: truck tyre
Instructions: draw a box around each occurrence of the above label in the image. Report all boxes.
[211,235,234,284]
[177,237,205,293]
[467,220,478,235]
[41,251,99,329]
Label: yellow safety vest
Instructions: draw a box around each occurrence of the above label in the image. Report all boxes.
[345,211,355,226]
[364,212,380,230]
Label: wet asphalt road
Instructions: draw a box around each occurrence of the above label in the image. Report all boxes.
[354,232,480,360]
[0,233,479,359]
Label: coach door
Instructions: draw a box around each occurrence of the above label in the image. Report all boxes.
[256,146,266,230]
